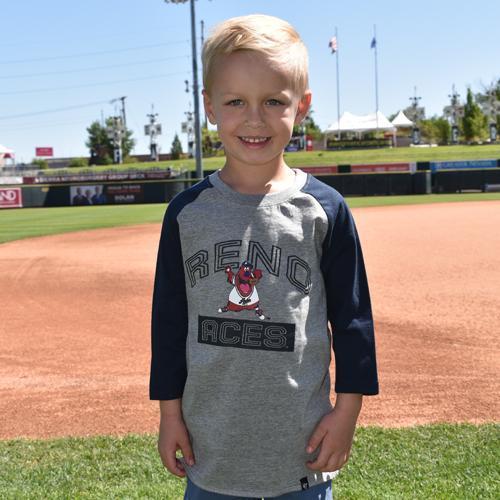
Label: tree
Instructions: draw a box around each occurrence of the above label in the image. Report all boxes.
[475,78,500,131]
[85,118,135,165]
[170,133,183,160]
[86,121,110,165]
[462,87,488,142]
[419,119,436,143]
[293,107,323,141]
[201,127,221,157]
[433,117,451,145]
[68,157,88,168]
[31,158,48,169]
[419,117,450,145]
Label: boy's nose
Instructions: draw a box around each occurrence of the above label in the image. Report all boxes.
[244,106,265,128]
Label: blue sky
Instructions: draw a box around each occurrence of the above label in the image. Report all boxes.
[0,0,498,163]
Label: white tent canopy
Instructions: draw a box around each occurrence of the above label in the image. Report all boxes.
[326,111,396,133]
[391,110,414,128]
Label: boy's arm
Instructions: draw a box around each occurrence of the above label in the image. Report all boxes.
[150,203,189,401]
[158,399,195,477]
[306,393,361,472]
[150,205,196,476]
[324,199,379,395]
[224,266,234,283]
[307,197,378,472]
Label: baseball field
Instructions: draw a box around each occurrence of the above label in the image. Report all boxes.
[1,193,499,499]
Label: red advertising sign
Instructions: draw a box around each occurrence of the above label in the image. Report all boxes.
[0,187,23,208]
[351,163,410,173]
[300,166,338,175]
[35,147,54,157]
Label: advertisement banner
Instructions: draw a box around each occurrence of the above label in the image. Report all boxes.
[35,147,54,157]
[106,184,143,204]
[430,159,497,172]
[490,124,497,142]
[0,176,23,185]
[30,169,175,184]
[70,185,107,206]
[0,187,23,208]
[326,138,391,150]
[300,166,338,175]
[351,163,411,173]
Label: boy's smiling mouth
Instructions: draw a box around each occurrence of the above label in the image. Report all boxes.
[238,136,271,146]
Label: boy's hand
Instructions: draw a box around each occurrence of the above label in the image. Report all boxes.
[158,400,195,478]
[305,393,362,473]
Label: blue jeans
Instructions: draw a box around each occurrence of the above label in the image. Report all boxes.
[184,477,333,500]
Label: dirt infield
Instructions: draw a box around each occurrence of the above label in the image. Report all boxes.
[1,201,499,439]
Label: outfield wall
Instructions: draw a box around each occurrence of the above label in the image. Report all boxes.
[199,159,500,196]
[1,159,499,208]
[0,178,188,209]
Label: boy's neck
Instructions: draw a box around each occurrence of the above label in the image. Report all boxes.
[218,157,296,195]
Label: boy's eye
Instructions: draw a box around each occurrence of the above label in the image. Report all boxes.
[226,99,243,106]
[266,99,284,106]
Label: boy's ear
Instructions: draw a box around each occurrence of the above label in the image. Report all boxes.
[294,90,312,125]
[202,89,217,125]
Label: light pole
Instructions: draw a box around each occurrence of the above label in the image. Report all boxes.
[110,96,127,129]
[484,88,500,142]
[145,105,162,161]
[106,116,124,164]
[164,0,203,179]
[409,86,422,145]
[445,85,463,144]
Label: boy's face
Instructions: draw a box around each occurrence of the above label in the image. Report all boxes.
[203,50,311,170]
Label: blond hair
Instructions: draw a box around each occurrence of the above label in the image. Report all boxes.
[202,14,309,95]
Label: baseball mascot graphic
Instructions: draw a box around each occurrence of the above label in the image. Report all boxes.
[218,261,267,320]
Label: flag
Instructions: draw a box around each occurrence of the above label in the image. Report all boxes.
[329,36,338,54]
[370,37,377,49]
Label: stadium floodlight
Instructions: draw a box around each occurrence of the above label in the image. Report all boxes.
[164,0,203,179]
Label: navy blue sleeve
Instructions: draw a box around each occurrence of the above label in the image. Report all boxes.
[149,202,189,400]
[324,199,379,395]
[302,174,378,396]
[149,178,212,400]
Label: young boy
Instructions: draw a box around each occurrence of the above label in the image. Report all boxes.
[150,14,378,499]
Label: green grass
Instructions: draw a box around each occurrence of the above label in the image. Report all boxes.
[283,145,500,167]
[2,193,500,244]
[42,145,500,175]
[343,192,500,208]
[0,424,497,499]
[0,204,166,244]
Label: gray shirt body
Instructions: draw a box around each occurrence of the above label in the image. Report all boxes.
[150,169,378,497]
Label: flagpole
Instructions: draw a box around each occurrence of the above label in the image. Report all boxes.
[335,26,341,140]
[373,24,379,132]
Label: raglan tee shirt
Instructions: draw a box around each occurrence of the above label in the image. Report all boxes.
[150,168,378,497]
